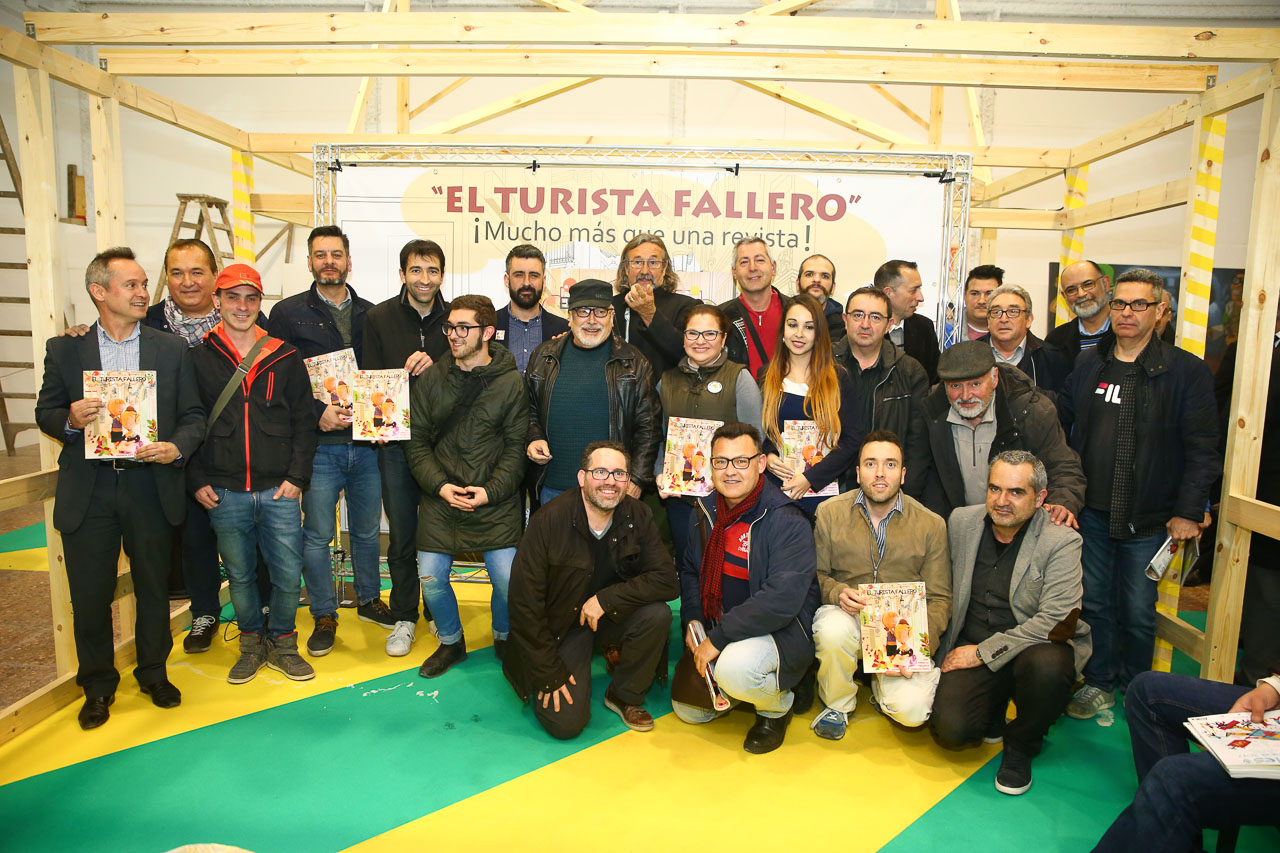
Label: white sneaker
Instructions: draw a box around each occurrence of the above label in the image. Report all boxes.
[1066,685,1115,720]
[426,620,439,640]
[385,620,416,657]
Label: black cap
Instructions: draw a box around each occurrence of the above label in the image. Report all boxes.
[566,279,614,310]
[937,340,996,381]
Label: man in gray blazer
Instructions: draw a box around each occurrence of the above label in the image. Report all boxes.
[929,450,1091,797]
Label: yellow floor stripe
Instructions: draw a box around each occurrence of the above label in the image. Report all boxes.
[0,548,49,572]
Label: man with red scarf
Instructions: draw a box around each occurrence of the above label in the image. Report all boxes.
[675,422,821,754]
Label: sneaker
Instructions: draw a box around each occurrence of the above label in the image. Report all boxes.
[1066,685,1115,720]
[307,614,338,657]
[266,633,316,681]
[227,633,269,684]
[183,614,218,654]
[983,714,1006,745]
[418,638,467,678]
[385,621,416,657]
[357,598,396,629]
[810,707,849,741]
[994,748,1033,795]
[426,620,439,640]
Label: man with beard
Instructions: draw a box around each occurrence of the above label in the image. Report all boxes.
[877,259,940,384]
[612,233,699,376]
[504,442,678,739]
[921,341,1084,525]
[1045,260,1115,368]
[796,254,846,345]
[362,239,453,656]
[810,431,950,741]
[267,226,394,657]
[721,237,789,378]
[494,244,567,374]
[526,279,661,505]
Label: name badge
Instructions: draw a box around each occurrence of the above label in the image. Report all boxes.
[495,330,506,341]
[707,381,723,393]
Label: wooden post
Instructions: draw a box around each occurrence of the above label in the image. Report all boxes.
[1175,115,1227,356]
[231,150,256,263]
[1055,166,1089,326]
[395,0,410,134]
[1205,71,1280,682]
[978,219,997,264]
[88,96,125,246]
[15,68,73,675]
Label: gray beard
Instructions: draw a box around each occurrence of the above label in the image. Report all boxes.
[1073,297,1104,320]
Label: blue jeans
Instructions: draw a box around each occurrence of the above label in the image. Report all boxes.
[671,634,794,723]
[378,443,429,624]
[416,548,515,645]
[1079,507,1165,692]
[301,443,383,616]
[1092,671,1280,851]
[207,487,304,639]
[539,486,565,506]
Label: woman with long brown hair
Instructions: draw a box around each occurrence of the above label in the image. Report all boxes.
[760,293,863,516]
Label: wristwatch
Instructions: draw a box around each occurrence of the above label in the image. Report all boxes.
[974,646,984,664]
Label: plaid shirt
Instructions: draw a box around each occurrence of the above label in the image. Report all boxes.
[97,321,141,371]
[854,489,905,561]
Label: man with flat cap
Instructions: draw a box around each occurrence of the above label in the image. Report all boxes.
[921,340,1084,525]
[525,278,662,506]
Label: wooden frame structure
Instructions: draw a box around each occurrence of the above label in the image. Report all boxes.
[0,4,1277,743]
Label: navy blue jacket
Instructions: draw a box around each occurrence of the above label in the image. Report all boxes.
[144,300,264,340]
[682,480,821,691]
[980,331,1070,399]
[494,304,568,372]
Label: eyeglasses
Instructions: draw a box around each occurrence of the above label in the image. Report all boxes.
[442,323,482,337]
[628,258,665,270]
[988,307,1027,319]
[683,329,723,342]
[1062,278,1101,298]
[710,453,762,470]
[1110,299,1158,313]
[845,310,887,324]
[571,307,612,320]
[585,467,630,482]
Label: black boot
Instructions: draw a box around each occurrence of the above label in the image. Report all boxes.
[418,637,467,678]
[743,710,793,754]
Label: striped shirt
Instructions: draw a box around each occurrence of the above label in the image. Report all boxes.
[1078,315,1111,352]
[97,321,141,371]
[854,489,904,562]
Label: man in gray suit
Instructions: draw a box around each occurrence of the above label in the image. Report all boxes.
[929,450,1091,797]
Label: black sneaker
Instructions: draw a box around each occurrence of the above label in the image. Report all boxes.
[493,638,507,661]
[307,614,338,657]
[357,598,395,629]
[994,748,1032,795]
[183,614,218,653]
[418,639,467,678]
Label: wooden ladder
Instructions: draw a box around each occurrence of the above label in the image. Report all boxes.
[0,113,36,456]
[158,193,236,303]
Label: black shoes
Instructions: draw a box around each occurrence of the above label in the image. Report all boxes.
[493,638,507,661]
[994,748,1033,795]
[183,614,218,654]
[78,695,114,730]
[743,710,793,754]
[140,679,182,709]
[357,598,396,629]
[418,639,467,678]
[307,614,338,657]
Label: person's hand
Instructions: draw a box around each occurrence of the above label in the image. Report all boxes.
[1229,681,1280,724]
[459,486,489,509]
[765,453,792,480]
[319,405,352,432]
[881,664,915,679]
[1167,516,1203,542]
[781,473,811,500]
[694,636,720,677]
[60,324,91,338]
[1200,511,1213,532]
[527,440,552,463]
[837,587,868,615]
[193,485,220,510]
[404,351,433,376]
[579,595,604,631]
[136,441,180,464]
[537,675,577,713]
[1044,504,1079,529]
[68,397,103,430]
[439,483,476,512]
[942,645,983,672]
[625,282,657,324]
[626,481,642,499]
[273,481,301,500]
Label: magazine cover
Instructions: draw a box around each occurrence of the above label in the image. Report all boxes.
[781,419,838,498]
[660,416,722,497]
[304,348,358,411]
[858,581,933,674]
[82,370,158,459]
[1183,711,1280,780]
[352,369,411,442]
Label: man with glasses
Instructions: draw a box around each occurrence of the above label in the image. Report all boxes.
[612,233,698,376]
[833,286,931,497]
[406,295,528,678]
[1046,260,1115,368]
[674,422,821,754]
[526,279,661,506]
[504,441,678,739]
[797,254,846,345]
[1059,268,1219,721]
[494,243,567,375]
[980,284,1069,397]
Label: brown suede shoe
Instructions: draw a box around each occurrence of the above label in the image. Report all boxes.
[604,685,655,732]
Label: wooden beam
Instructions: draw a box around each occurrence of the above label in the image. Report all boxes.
[26,13,1280,62]
[423,77,597,135]
[347,0,395,134]
[395,0,410,133]
[95,48,1219,94]
[1174,115,1227,356]
[982,166,1063,202]
[1155,610,1207,661]
[528,0,597,12]
[0,469,56,513]
[408,78,469,120]
[1055,167,1090,326]
[868,84,930,132]
[250,193,314,228]
[748,0,823,15]
[737,81,920,144]
[1060,177,1189,229]
[967,207,1061,230]
[1222,493,1280,542]
[89,96,126,248]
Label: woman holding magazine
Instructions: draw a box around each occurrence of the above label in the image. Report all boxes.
[760,293,864,517]
[656,304,763,552]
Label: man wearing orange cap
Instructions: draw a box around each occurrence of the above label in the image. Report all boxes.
[188,264,319,684]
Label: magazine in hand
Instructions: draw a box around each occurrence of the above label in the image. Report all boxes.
[1146,535,1200,582]
[352,369,411,442]
[304,348,358,412]
[660,416,722,497]
[1183,710,1280,780]
[82,370,158,460]
[858,581,933,674]
[687,620,732,711]
[781,419,838,498]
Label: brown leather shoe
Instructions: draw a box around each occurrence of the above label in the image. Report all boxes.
[604,686,655,732]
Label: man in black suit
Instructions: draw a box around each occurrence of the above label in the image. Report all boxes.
[35,247,206,729]
[876,259,940,384]
[493,243,568,375]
